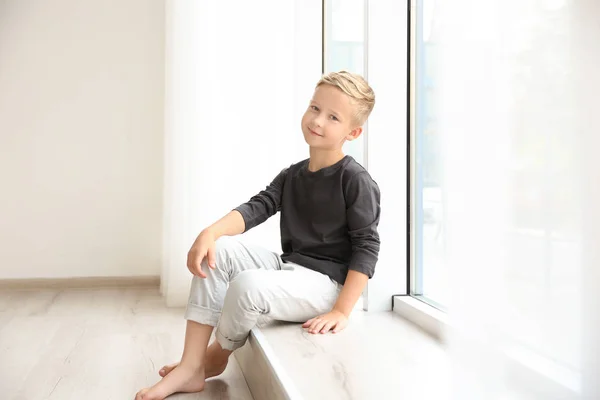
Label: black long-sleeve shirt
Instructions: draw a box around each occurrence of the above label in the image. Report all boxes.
[235,156,381,285]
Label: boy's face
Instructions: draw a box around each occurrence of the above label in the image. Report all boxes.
[301,84,363,151]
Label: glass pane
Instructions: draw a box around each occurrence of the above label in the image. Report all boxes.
[412,0,446,307]
[501,3,581,371]
[324,0,366,165]
[413,0,582,383]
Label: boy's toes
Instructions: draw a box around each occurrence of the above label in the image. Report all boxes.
[135,388,161,400]
[159,362,178,377]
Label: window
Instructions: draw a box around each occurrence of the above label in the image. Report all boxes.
[410,0,446,308]
[409,0,583,389]
[323,0,367,166]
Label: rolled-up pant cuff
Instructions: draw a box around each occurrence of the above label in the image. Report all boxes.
[184,303,220,327]
[215,329,248,351]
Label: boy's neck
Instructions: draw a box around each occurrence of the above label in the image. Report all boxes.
[308,148,346,172]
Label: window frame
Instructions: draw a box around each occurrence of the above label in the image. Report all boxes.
[408,0,447,310]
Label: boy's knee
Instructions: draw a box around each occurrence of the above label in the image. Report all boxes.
[212,236,238,265]
[214,236,232,254]
[228,270,267,307]
[193,237,238,278]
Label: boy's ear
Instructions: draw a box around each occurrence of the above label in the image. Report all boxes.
[346,126,363,141]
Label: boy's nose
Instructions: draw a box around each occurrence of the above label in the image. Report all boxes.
[313,115,324,127]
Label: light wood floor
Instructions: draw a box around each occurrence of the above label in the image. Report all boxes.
[0,287,253,400]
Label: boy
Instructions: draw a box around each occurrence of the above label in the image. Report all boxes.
[136,71,381,400]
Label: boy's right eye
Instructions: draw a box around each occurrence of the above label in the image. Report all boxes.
[310,105,319,111]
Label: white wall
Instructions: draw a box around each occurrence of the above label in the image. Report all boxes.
[0,0,165,279]
[161,0,322,306]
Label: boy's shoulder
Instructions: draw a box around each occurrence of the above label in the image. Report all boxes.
[341,156,369,177]
[340,156,379,188]
[343,160,380,200]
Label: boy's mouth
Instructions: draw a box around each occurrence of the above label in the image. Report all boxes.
[309,128,323,137]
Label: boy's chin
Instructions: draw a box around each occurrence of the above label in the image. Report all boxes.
[302,135,320,147]
[304,140,326,149]
[302,133,338,151]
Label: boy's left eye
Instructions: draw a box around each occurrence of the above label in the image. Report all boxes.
[330,115,339,121]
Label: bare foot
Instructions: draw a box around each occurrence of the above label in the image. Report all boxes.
[135,364,205,400]
[159,358,228,380]
[159,344,229,380]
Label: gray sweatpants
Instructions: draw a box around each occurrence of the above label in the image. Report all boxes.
[184,237,342,351]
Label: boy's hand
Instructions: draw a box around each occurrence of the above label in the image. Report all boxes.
[187,229,217,278]
[302,310,348,334]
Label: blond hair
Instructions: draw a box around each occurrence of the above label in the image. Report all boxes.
[316,71,375,125]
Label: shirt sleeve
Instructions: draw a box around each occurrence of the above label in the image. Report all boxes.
[234,168,288,232]
[344,171,381,278]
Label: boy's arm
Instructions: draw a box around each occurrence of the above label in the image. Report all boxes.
[303,270,369,334]
[206,165,289,239]
[187,210,245,278]
[332,270,369,316]
[344,171,381,279]
[205,210,246,239]
[304,172,381,334]
[234,167,288,232]
[188,168,288,278]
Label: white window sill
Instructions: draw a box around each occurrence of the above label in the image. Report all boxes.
[238,309,448,400]
[392,295,448,340]
[393,295,579,399]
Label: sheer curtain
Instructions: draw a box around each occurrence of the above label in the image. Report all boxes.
[161,0,322,306]
[435,0,600,398]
